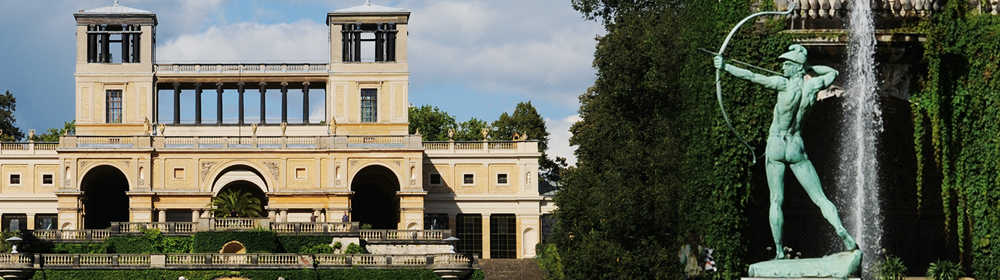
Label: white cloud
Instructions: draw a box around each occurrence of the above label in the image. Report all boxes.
[157,20,328,62]
[547,115,581,166]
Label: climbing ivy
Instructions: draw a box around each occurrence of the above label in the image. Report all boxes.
[912,1,1000,278]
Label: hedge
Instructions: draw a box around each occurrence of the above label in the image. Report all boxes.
[276,235,334,253]
[29,269,444,280]
[192,231,278,253]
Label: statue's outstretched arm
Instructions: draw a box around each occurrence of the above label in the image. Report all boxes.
[715,55,783,89]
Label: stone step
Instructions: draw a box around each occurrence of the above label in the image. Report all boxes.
[479,258,546,280]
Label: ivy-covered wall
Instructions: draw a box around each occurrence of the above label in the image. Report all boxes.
[912,1,1000,278]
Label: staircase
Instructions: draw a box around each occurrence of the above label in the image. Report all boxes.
[479,259,546,280]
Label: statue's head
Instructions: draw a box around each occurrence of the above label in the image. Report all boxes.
[778,44,807,77]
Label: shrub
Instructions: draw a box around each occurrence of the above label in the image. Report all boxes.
[873,255,907,280]
[926,260,963,280]
[344,242,364,254]
[192,231,277,253]
[277,235,332,253]
[534,243,564,280]
[298,243,337,254]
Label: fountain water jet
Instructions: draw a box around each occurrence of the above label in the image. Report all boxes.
[838,0,883,277]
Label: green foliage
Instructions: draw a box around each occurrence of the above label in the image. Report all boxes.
[105,228,193,254]
[333,240,343,250]
[344,242,364,254]
[873,255,908,280]
[492,101,568,183]
[455,117,489,141]
[465,270,484,280]
[534,243,564,280]
[926,260,964,280]
[33,120,74,142]
[192,231,278,253]
[911,2,1000,279]
[299,243,337,254]
[409,105,458,141]
[51,242,107,254]
[28,269,439,280]
[559,0,794,278]
[0,230,20,253]
[360,223,373,229]
[208,189,263,218]
[0,90,24,141]
[277,235,334,253]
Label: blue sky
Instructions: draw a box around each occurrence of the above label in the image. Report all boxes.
[0,0,604,165]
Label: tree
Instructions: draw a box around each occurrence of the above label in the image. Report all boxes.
[408,105,457,141]
[0,91,24,142]
[455,117,489,141]
[34,120,75,142]
[492,101,568,183]
[208,189,263,218]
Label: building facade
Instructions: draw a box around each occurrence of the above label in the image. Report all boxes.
[0,2,554,259]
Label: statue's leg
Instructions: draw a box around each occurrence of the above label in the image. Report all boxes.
[765,159,786,259]
[789,159,858,251]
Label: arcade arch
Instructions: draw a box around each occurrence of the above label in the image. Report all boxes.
[210,166,269,217]
[80,165,130,229]
[350,164,401,229]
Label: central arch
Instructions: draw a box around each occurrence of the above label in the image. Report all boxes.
[81,165,130,229]
[211,166,269,217]
[350,165,400,229]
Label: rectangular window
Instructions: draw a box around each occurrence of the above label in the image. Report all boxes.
[424,213,449,230]
[295,168,307,180]
[497,173,508,185]
[463,174,475,185]
[361,89,377,123]
[107,89,123,123]
[429,173,442,185]
[9,174,21,185]
[456,214,482,257]
[42,174,54,185]
[34,214,57,230]
[1,214,27,232]
[541,214,557,243]
[490,214,517,259]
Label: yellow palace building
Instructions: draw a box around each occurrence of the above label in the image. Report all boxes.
[0,2,555,260]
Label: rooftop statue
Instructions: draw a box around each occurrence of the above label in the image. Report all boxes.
[715,45,862,277]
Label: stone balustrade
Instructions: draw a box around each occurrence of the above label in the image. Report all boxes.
[60,135,427,149]
[112,222,199,234]
[778,0,1000,19]
[0,253,476,270]
[0,142,58,154]
[422,141,539,155]
[31,229,111,242]
[270,222,357,233]
[155,63,329,74]
[359,229,452,241]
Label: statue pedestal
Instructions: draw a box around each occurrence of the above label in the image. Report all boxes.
[747,250,862,278]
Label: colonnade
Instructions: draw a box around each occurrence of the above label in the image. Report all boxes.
[158,81,321,125]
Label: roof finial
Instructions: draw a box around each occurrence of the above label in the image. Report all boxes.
[114,0,119,6]
[366,0,371,5]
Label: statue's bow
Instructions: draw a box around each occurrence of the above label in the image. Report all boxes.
[715,3,797,165]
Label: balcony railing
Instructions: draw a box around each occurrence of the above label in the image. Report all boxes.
[56,135,538,154]
[271,222,357,233]
[0,253,476,270]
[155,63,329,74]
[783,0,999,20]
[0,142,59,154]
[359,229,452,241]
[31,229,111,241]
[422,141,538,154]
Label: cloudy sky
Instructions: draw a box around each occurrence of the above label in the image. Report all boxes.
[0,0,603,165]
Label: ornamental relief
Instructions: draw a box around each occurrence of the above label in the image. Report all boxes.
[347,159,404,175]
[201,161,219,179]
[261,161,279,179]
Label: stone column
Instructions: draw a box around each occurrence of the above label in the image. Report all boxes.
[302,82,310,124]
[268,210,277,223]
[279,209,288,223]
[281,82,288,124]
[482,213,491,259]
[194,83,202,124]
[312,209,322,222]
[238,82,245,125]
[216,82,224,124]
[259,82,267,124]
[158,209,167,223]
[191,209,200,223]
[173,82,181,124]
